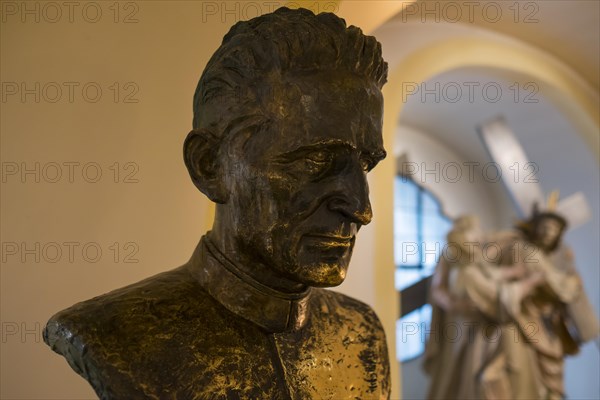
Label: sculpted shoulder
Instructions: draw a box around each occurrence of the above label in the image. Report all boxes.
[44,265,204,349]
[43,268,391,399]
[43,264,250,398]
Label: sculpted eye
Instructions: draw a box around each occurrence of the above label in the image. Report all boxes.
[274,147,346,180]
[306,151,332,165]
[302,150,336,178]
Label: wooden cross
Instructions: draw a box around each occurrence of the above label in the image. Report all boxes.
[478,116,591,229]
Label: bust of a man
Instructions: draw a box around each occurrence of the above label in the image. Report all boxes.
[44,7,390,399]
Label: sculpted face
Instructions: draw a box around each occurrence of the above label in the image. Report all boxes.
[222,72,385,288]
[534,217,563,250]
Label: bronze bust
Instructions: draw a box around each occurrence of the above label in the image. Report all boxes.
[44,7,391,399]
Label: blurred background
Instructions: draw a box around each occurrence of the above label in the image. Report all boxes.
[1,1,598,399]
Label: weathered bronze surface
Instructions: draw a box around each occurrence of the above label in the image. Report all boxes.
[44,7,391,399]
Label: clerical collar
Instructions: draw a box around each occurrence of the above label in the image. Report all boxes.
[188,235,312,333]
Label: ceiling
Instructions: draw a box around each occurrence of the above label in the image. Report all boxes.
[393,0,600,92]
[399,66,597,190]
[373,0,599,192]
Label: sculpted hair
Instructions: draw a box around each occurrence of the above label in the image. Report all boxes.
[192,7,388,138]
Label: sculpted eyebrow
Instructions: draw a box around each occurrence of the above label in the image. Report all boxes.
[274,142,352,161]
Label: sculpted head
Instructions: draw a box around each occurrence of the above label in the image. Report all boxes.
[530,213,567,252]
[184,7,387,290]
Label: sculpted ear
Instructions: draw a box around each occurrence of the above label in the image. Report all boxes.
[183,129,228,204]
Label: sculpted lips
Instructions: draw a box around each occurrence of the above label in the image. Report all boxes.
[303,233,355,248]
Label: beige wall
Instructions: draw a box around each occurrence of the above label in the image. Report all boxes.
[1,2,221,398]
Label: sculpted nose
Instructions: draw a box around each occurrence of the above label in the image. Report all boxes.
[327,167,373,226]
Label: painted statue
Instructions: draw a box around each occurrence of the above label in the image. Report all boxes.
[425,215,542,399]
[425,205,599,399]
